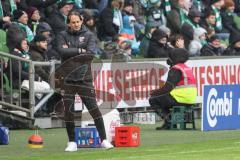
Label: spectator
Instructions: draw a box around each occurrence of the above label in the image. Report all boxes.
[36,22,59,60]
[119,1,140,55]
[98,0,123,41]
[26,7,40,35]
[46,0,74,36]
[200,8,216,33]
[12,9,34,42]
[221,0,240,35]
[139,19,159,57]
[146,29,171,58]
[167,0,190,34]
[200,34,225,56]
[29,34,49,82]
[189,27,207,56]
[181,22,194,49]
[169,34,185,48]
[187,7,201,29]
[25,0,59,20]
[6,26,40,88]
[223,32,240,55]
[0,0,13,29]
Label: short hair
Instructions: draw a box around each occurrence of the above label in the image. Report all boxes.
[204,8,215,18]
[67,11,83,24]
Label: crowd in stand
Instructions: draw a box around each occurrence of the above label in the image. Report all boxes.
[1,0,240,86]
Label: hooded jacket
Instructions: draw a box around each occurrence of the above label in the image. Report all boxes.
[146,29,171,58]
[29,42,49,81]
[189,27,207,56]
[152,48,189,95]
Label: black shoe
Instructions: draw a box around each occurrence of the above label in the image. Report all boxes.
[156,122,170,130]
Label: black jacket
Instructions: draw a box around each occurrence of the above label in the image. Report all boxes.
[221,10,240,35]
[29,43,49,81]
[98,7,119,40]
[6,50,39,88]
[200,43,224,56]
[147,41,170,58]
[56,25,96,83]
[151,48,189,96]
[46,10,67,36]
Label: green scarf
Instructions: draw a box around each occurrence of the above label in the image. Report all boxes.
[179,8,188,25]
[21,51,30,71]
[9,0,17,14]
[0,0,17,17]
[186,19,199,29]
[14,22,34,42]
[212,6,222,31]
[0,1,3,17]
[165,0,171,14]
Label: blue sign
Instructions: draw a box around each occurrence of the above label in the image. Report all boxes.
[202,85,240,131]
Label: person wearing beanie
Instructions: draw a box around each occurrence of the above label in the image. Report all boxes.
[187,7,201,29]
[11,9,34,42]
[25,0,58,20]
[149,48,197,130]
[200,34,225,56]
[26,7,40,35]
[221,0,240,35]
[46,0,74,35]
[29,34,49,82]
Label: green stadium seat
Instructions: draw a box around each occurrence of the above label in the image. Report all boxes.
[170,105,195,130]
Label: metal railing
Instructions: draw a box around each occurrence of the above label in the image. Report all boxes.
[0,51,59,119]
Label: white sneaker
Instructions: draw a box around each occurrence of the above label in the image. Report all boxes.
[65,142,78,152]
[101,139,114,149]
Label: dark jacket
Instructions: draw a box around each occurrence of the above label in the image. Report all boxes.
[46,10,67,36]
[6,50,39,88]
[0,0,11,28]
[222,32,240,56]
[200,43,224,56]
[221,10,240,35]
[29,43,49,81]
[26,0,58,20]
[166,0,182,34]
[151,48,189,96]
[146,29,170,58]
[56,25,96,83]
[98,7,119,40]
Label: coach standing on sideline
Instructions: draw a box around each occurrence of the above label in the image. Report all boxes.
[56,11,113,152]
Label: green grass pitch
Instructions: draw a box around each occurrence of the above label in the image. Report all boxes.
[1,120,240,160]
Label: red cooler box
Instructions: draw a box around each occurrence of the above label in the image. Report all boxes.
[115,126,140,147]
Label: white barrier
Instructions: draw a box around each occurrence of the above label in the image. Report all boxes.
[90,57,240,108]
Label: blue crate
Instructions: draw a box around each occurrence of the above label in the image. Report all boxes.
[74,127,101,148]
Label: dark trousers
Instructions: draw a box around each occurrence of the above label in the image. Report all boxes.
[149,93,182,122]
[61,82,106,142]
